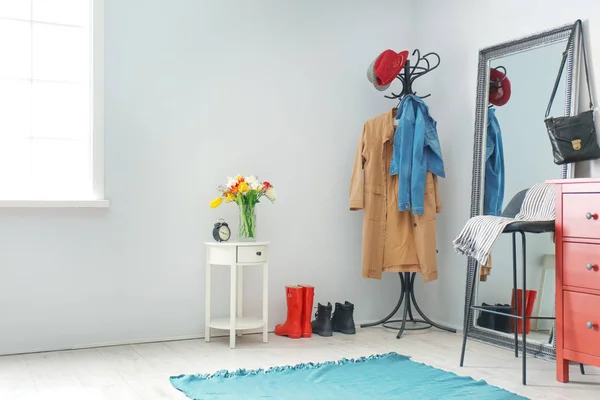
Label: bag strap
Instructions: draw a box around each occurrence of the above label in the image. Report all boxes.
[545,19,593,118]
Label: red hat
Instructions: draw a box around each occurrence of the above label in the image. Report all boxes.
[367,49,409,90]
[489,67,511,106]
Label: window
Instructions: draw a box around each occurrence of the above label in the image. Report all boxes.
[0,0,105,206]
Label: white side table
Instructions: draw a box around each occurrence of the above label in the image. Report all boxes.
[205,241,269,349]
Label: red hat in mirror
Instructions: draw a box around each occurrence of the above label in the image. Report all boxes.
[489,67,511,106]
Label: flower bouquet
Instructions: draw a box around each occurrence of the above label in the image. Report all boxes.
[210,175,276,240]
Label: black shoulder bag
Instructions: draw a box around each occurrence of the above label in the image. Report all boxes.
[545,19,600,165]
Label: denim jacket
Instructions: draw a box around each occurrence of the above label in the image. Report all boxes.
[484,107,505,216]
[390,95,445,214]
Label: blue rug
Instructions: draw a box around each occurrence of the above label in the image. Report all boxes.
[170,352,527,399]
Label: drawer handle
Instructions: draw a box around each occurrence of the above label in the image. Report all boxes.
[587,321,595,329]
[586,212,598,220]
[587,263,596,271]
[256,251,262,256]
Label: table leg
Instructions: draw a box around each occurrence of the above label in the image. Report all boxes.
[263,262,269,343]
[205,259,211,343]
[237,264,243,338]
[230,263,237,349]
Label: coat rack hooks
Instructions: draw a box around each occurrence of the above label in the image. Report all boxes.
[384,49,440,101]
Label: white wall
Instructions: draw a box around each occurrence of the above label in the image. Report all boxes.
[0,0,416,355]
[2,0,597,355]
[410,0,600,328]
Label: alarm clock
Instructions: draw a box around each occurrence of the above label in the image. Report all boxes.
[212,219,231,242]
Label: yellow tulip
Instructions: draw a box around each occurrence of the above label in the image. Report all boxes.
[238,182,249,193]
[225,193,235,202]
[210,197,223,208]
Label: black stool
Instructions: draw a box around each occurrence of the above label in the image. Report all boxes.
[459,189,556,385]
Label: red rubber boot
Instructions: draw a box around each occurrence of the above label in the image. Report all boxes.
[274,286,303,339]
[299,285,314,338]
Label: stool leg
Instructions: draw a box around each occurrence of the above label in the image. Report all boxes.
[521,232,527,385]
[512,233,518,358]
[580,363,585,375]
[263,262,269,343]
[230,263,237,349]
[460,262,479,367]
[205,256,211,343]
[237,265,243,338]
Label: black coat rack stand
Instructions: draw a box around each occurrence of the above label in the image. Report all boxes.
[360,49,456,339]
[361,272,456,338]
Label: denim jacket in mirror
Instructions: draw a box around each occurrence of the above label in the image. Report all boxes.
[484,107,505,216]
[390,95,445,215]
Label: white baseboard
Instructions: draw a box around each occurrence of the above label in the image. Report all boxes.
[0,331,246,357]
[0,320,463,357]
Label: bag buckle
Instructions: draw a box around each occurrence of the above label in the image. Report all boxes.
[572,139,582,150]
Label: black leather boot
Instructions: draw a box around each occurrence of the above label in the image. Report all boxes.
[476,302,495,330]
[332,301,356,334]
[493,303,513,334]
[311,302,333,337]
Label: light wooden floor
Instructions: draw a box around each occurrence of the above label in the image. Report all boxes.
[1,327,599,399]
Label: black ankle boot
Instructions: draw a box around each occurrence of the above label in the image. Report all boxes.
[332,301,356,334]
[311,302,333,337]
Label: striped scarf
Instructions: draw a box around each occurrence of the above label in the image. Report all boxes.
[453,183,555,265]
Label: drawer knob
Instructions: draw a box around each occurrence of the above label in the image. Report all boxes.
[256,251,262,256]
[586,212,598,220]
[587,321,595,329]
[587,263,595,271]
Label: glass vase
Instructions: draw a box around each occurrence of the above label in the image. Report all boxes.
[238,202,257,241]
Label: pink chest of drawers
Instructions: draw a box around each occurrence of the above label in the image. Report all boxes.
[551,178,600,383]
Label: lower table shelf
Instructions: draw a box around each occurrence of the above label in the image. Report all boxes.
[209,317,265,331]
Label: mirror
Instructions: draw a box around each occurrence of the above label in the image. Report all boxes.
[464,23,580,360]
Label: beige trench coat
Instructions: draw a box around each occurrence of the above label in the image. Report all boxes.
[350,109,442,282]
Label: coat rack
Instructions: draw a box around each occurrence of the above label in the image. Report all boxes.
[360,49,456,339]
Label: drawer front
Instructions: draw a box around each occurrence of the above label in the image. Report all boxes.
[563,242,600,291]
[562,193,600,239]
[237,245,267,263]
[564,291,600,357]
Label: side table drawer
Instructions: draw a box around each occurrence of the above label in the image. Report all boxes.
[563,193,600,238]
[563,242,600,290]
[237,245,268,263]
[564,291,600,357]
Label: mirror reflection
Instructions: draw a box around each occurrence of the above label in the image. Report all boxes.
[475,41,568,346]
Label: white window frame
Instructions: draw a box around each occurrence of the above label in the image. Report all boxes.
[0,0,108,208]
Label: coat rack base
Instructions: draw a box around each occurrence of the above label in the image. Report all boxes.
[360,272,457,339]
